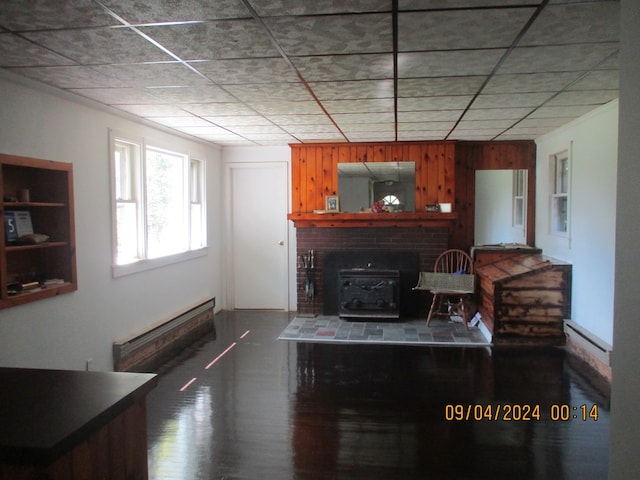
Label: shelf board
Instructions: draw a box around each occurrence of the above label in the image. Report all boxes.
[5,241,68,252]
[287,211,458,228]
[0,282,76,308]
[3,202,66,208]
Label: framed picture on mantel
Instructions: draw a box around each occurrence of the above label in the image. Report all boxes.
[326,195,339,212]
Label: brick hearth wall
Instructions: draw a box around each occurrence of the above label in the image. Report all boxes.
[295,227,449,315]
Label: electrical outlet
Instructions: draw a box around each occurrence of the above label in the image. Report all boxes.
[86,358,93,371]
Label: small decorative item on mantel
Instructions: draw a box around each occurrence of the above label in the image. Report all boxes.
[425,203,440,213]
[325,195,339,212]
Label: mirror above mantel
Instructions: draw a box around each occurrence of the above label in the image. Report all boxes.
[337,161,416,213]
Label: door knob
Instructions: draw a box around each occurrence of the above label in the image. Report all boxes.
[278,240,285,246]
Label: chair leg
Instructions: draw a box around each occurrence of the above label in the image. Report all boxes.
[427,293,439,327]
[460,296,469,330]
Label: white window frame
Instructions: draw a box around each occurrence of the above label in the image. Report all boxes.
[109,130,207,278]
[549,150,570,237]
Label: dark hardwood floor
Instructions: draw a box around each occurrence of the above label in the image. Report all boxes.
[146,310,610,480]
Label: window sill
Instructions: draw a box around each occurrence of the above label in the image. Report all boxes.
[112,247,208,278]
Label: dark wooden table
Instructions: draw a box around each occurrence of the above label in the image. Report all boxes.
[0,367,157,480]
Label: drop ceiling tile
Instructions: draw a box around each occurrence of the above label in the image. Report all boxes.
[332,112,395,124]
[568,70,619,91]
[101,0,252,23]
[68,88,167,105]
[284,124,342,134]
[292,54,394,81]
[503,125,555,136]
[450,127,504,137]
[398,8,534,51]
[146,85,238,103]
[339,123,395,133]
[397,95,473,111]
[265,114,335,126]
[297,133,347,141]
[227,125,287,135]
[398,49,506,78]
[398,121,456,131]
[147,116,218,128]
[0,34,76,67]
[139,20,280,60]
[309,80,394,100]
[397,110,464,122]
[224,83,314,102]
[322,98,394,114]
[456,119,516,130]
[194,58,299,84]
[450,134,498,141]
[472,92,554,109]
[175,125,232,136]
[241,133,298,141]
[90,63,210,88]
[520,3,619,46]
[497,44,619,74]
[23,27,173,65]
[544,90,618,107]
[0,2,116,30]
[517,117,575,129]
[527,105,596,119]
[115,104,191,116]
[181,102,258,116]
[6,66,123,88]
[463,107,534,121]
[265,13,392,56]
[483,72,582,94]
[248,101,326,115]
[203,115,274,127]
[399,1,537,8]
[399,77,485,97]
[250,0,390,16]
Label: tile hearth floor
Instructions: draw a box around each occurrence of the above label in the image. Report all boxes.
[278,315,490,346]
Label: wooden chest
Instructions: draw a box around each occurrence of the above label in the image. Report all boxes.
[476,254,571,345]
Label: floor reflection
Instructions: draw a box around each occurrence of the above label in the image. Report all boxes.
[146,311,609,480]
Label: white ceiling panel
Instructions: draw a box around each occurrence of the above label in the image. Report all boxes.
[0,0,619,145]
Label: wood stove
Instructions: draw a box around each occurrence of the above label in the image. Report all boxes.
[338,268,400,319]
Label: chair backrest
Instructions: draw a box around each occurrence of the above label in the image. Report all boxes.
[434,249,474,274]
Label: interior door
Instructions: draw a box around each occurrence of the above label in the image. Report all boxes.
[228,162,288,309]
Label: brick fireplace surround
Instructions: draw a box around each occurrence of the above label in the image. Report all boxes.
[295,226,449,316]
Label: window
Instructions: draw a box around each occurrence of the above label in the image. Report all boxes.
[550,150,570,235]
[110,132,206,276]
[513,169,526,228]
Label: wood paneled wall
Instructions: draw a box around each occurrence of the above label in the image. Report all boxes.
[290,142,456,213]
[290,140,536,253]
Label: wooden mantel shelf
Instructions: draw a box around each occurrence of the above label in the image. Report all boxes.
[287,212,458,228]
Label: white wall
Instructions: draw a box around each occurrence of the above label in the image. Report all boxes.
[221,146,296,310]
[535,100,618,345]
[0,73,224,372]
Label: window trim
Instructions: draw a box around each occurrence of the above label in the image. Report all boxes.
[549,149,570,237]
[512,169,527,229]
[109,130,207,278]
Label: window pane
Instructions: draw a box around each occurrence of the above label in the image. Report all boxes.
[116,202,139,264]
[115,143,134,200]
[552,196,568,233]
[146,149,187,258]
[555,155,569,194]
[514,198,524,227]
[191,203,203,249]
[190,160,201,204]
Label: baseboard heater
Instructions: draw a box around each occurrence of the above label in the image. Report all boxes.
[113,298,216,372]
[564,320,611,367]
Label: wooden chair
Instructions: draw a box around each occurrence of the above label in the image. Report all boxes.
[413,249,475,328]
